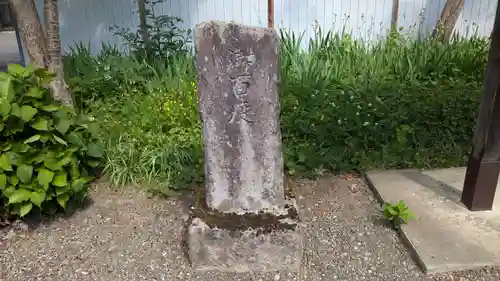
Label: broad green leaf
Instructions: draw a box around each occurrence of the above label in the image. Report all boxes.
[66,132,83,146]
[9,175,19,186]
[28,152,45,164]
[24,134,41,144]
[55,119,71,134]
[17,164,34,184]
[87,143,104,158]
[71,176,93,192]
[57,193,69,209]
[8,64,28,77]
[0,100,11,116]
[37,168,54,190]
[87,122,100,135]
[8,188,31,204]
[0,173,6,189]
[86,160,101,168]
[52,134,67,146]
[0,123,4,132]
[52,172,68,187]
[70,157,80,179]
[0,154,12,171]
[0,73,14,102]
[31,117,50,130]
[19,202,33,217]
[44,157,62,170]
[3,186,15,197]
[10,103,20,117]
[20,105,38,122]
[26,87,44,99]
[55,185,69,195]
[40,104,60,112]
[0,143,11,151]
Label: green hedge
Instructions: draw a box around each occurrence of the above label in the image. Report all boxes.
[65,29,489,192]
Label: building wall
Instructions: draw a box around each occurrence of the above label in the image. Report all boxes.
[20,0,498,63]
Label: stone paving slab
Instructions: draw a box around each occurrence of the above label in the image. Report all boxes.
[366,167,500,274]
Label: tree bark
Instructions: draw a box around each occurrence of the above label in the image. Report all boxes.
[137,0,149,45]
[432,0,464,41]
[43,0,73,106]
[391,0,399,33]
[8,0,47,66]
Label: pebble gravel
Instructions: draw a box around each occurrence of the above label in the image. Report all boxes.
[1,177,500,281]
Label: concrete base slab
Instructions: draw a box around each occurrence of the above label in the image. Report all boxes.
[366,167,500,274]
[187,217,303,272]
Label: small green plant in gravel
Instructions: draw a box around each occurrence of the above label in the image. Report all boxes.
[382,200,416,229]
[0,64,104,218]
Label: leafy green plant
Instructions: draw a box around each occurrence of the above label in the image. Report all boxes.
[0,64,104,218]
[110,0,192,63]
[382,200,416,229]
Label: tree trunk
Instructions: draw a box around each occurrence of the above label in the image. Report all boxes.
[8,0,47,66]
[432,0,464,41]
[43,0,73,106]
[391,0,399,33]
[137,0,149,45]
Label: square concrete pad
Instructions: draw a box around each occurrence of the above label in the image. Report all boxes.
[366,168,500,274]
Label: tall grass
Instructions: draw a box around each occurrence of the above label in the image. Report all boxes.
[64,28,489,191]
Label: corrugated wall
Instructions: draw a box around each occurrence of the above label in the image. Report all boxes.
[21,0,498,60]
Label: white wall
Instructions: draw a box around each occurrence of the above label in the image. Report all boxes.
[21,0,498,64]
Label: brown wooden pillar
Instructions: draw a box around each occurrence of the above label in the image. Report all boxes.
[268,0,274,29]
[461,0,500,211]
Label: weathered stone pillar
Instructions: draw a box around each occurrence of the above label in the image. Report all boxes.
[186,21,303,272]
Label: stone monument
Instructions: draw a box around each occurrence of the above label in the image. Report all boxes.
[186,21,303,272]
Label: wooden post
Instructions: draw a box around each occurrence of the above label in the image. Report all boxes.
[268,0,274,29]
[461,0,500,211]
[391,0,399,32]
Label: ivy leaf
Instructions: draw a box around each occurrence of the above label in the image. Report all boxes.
[8,188,31,204]
[57,193,69,209]
[55,119,71,135]
[87,143,104,158]
[52,134,67,146]
[71,176,93,192]
[0,154,12,171]
[52,172,68,187]
[37,168,54,190]
[0,100,11,116]
[31,117,50,131]
[40,104,60,112]
[19,202,33,217]
[26,87,44,99]
[30,191,45,207]
[8,64,28,77]
[44,157,62,170]
[55,185,69,195]
[0,173,6,189]
[9,175,19,186]
[10,103,20,117]
[0,73,14,102]
[17,164,34,184]
[24,134,41,144]
[20,105,38,122]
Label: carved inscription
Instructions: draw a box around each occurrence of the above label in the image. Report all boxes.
[227,53,257,124]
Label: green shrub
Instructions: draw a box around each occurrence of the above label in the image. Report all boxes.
[92,77,202,194]
[0,64,104,218]
[66,28,488,190]
[279,28,487,175]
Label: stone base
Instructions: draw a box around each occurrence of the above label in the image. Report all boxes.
[187,217,303,272]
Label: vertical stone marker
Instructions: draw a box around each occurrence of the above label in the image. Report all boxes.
[187,21,303,272]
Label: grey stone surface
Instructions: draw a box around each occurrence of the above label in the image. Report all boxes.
[366,167,500,274]
[187,217,303,272]
[195,20,283,214]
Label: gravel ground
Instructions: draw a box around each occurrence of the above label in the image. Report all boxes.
[1,176,500,281]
